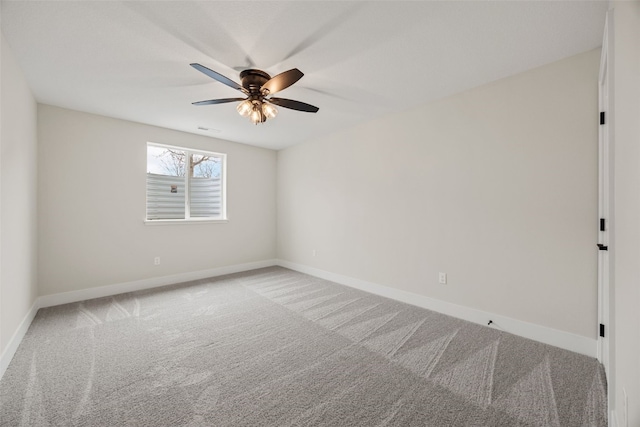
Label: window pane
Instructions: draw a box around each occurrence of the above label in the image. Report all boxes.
[190,154,222,218]
[146,145,186,219]
[147,145,186,177]
[191,154,221,178]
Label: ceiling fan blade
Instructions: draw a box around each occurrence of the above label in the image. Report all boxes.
[192,98,246,106]
[268,97,319,113]
[190,63,246,93]
[261,69,304,95]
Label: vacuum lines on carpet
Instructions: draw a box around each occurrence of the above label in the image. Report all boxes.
[0,267,607,426]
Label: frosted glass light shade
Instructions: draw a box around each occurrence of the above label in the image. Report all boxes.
[250,107,263,124]
[262,103,278,119]
[236,100,253,117]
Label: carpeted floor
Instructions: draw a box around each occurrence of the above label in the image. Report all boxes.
[0,267,607,426]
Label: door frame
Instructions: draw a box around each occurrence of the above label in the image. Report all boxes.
[597,10,614,421]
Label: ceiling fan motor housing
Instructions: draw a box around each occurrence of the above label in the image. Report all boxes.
[240,69,271,94]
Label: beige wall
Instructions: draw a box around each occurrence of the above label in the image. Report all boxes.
[611,2,640,426]
[37,105,276,296]
[0,33,38,356]
[278,49,600,338]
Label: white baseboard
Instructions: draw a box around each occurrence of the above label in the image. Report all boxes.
[276,260,597,358]
[0,300,39,381]
[0,259,277,382]
[38,259,278,308]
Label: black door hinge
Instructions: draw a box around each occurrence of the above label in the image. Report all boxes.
[598,244,608,251]
[600,112,606,125]
[599,323,605,338]
[600,218,606,231]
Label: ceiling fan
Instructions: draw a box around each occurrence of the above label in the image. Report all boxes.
[190,63,319,125]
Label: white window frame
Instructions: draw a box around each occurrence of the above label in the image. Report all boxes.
[144,142,227,224]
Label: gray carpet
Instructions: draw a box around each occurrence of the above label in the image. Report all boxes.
[0,267,607,426]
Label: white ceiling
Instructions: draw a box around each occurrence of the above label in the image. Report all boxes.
[1,1,607,150]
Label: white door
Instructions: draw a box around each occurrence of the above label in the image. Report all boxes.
[597,12,612,385]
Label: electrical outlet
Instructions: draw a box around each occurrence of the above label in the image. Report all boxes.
[312,249,316,257]
[439,272,447,284]
[154,257,160,266]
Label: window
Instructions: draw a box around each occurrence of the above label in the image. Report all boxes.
[146,142,226,221]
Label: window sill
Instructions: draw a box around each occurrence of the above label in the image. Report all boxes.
[144,218,228,225]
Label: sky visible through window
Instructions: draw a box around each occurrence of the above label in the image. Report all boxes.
[147,145,221,178]
[147,145,172,175]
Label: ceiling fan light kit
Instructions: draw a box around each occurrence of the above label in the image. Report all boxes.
[190,63,319,125]
[236,98,278,125]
